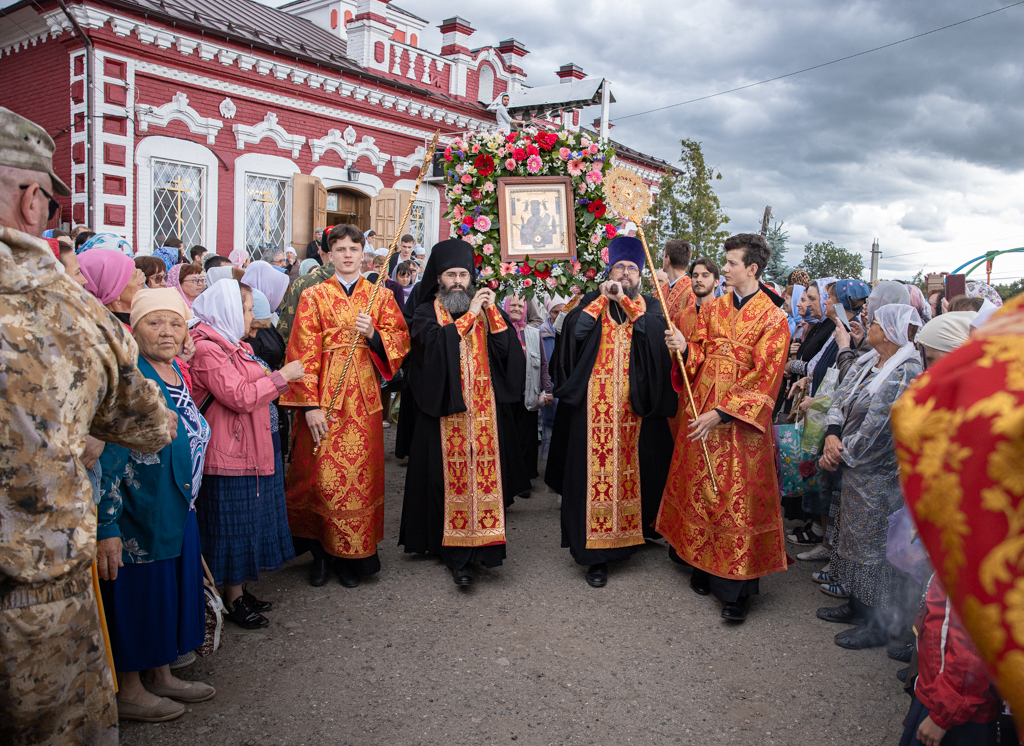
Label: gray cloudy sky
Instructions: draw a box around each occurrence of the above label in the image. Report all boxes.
[284,1,1024,281]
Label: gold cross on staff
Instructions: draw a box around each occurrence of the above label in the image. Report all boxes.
[253,188,277,242]
[164,175,191,239]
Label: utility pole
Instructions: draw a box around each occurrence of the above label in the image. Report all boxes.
[599,80,610,144]
[869,238,880,283]
[760,206,772,237]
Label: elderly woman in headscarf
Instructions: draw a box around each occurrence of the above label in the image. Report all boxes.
[188,280,305,629]
[784,277,837,405]
[815,304,924,650]
[135,255,167,289]
[228,247,249,270]
[77,231,134,257]
[205,266,234,286]
[95,288,214,722]
[79,247,147,327]
[917,311,976,369]
[167,263,206,309]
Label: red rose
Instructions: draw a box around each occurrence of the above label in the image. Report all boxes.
[462,214,474,225]
[487,279,499,290]
[604,224,617,239]
[798,460,818,479]
[443,146,453,162]
[506,133,517,144]
[584,267,597,280]
[526,144,539,157]
[513,147,527,162]
[471,189,482,200]
[536,132,558,151]
[474,153,495,177]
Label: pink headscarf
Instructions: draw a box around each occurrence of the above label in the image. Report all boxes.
[78,249,136,305]
[502,295,529,343]
[166,263,193,308]
[229,248,249,269]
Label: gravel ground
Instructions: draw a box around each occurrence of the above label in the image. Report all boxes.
[122,430,909,746]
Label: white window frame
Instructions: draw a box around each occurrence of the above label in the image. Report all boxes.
[233,153,300,256]
[135,136,219,255]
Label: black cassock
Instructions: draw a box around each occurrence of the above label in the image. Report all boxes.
[545,291,677,566]
[398,301,530,571]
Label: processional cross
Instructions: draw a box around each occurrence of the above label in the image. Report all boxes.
[253,188,277,242]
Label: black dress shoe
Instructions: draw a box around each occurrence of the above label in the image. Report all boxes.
[689,572,710,596]
[309,557,331,587]
[896,667,910,683]
[834,625,888,650]
[225,597,269,630]
[585,563,608,588]
[721,596,749,622]
[887,643,913,663]
[242,585,272,612]
[336,565,360,588]
[816,602,864,624]
[452,566,473,586]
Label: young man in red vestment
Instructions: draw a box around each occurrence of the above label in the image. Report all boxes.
[281,224,410,588]
[660,239,697,442]
[658,233,790,622]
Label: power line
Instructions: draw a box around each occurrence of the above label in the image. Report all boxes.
[612,1,1024,122]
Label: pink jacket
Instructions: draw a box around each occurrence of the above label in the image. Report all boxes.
[189,323,289,476]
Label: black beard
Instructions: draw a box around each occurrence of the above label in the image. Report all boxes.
[693,286,714,299]
[439,284,471,315]
[621,281,640,300]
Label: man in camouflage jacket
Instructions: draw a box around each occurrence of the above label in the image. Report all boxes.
[276,228,336,346]
[0,107,176,745]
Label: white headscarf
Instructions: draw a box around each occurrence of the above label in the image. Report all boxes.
[918,311,976,354]
[866,281,911,324]
[192,279,246,345]
[206,266,234,286]
[856,303,922,395]
[242,260,289,312]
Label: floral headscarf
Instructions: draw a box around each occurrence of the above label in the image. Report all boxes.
[965,280,1003,307]
[152,245,179,271]
[77,232,134,257]
[166,263,194,308]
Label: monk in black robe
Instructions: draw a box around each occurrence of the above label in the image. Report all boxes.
[547,236,677,587]
[398,240,529,586]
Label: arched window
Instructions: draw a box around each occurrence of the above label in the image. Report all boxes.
[477,64,494,104]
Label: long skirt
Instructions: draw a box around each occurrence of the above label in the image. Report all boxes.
[99,509,205,672]
[198,434,295,587]
[899,696,998,746]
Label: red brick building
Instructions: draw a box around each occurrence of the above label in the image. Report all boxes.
[0,0,673,257]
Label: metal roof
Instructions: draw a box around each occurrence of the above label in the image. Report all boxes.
[501,77,615,118]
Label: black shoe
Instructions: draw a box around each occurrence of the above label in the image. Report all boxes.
[452,566,473,587]
[336,565,360,589]
[242,585,272,612]
[308,556,331,587]
[816,602,864,624]
[887,644,913,663]
[896,667,910,683]
[225,597,269,630]
[721,596,749,622]
[585,563,608,588]
[834,625,888,650]
[689,572,710,596]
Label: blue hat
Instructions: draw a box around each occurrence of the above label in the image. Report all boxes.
[251,288,272,320]
[834,279,871,311]
[607,236,645,272]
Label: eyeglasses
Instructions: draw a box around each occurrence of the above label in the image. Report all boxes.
[150,273,167,284]
[441,270,471,281]
[610,264,640,276]
[181,278,206,286]
[19,184,60,220]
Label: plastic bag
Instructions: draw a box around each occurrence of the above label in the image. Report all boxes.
[817,366,840,399]
[800,396,833,456]
[886,505,933,583]
[775,424,820,497]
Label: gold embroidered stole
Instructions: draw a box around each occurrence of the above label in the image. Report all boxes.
[584,301,644,549]
[435,301,506,547]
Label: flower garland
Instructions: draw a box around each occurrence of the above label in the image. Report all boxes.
[442,126,619,300]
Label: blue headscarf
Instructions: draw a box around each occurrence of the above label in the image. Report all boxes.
[152,245,180,271]
[833,279,871,312]
[77,232,134,257]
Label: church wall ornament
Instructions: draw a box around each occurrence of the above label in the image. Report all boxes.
[135,91,224,145]
[232,112,306,159]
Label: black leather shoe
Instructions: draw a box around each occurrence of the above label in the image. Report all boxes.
[834,624,888,650]
[689,572,710,596]
[721,596,749,622]
[816,602,864,624]
[896,667,910,683]
[887,644,913,663]
[452,566,473,586]
[336,565,360,589]
[242,585,272,612]
[225,597,269,630]
[309,557,331,587]
[585,563,608,588]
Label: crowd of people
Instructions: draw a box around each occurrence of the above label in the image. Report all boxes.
[2,106,1021,746]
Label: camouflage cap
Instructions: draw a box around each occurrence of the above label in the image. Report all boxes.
[0,106,71,196]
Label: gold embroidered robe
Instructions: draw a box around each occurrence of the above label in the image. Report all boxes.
[656,290,791,579]
[280,275,410,558]
[661,277,698,440]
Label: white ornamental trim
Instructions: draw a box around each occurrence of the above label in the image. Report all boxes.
[390,145,426,176]
[135,91,223,145]
[308,128,391,173]
[233,112,306,158]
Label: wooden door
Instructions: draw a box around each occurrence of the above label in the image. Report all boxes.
[370,188,410,251]
[314,178,327,233]
[290,173,315,251]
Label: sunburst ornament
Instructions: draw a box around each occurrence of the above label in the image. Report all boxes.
[604,166,651,221]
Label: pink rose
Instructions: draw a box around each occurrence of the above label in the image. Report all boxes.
[586,170,603,184]
[461,174,473,184]
[452,184,463,195]
[527,155,542,174]
[581,137,592,148]
[505,158,517,171]
[443,146,453,161]
[497,147,506,157]
[578,182,588,194]
[475,216,492,231]
[483,243,494,255]
[567,158,585,176]
[545,276,558,290]
[588,143,599,155]
[601,247,610,263]
[482,265,494,276]
[487,279,500,290]
[559,147,571,161]
[472,144,481,153]
[483,182,495,193]
[523,278,533,288]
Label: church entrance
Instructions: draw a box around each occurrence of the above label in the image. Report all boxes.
[327,187,371,232]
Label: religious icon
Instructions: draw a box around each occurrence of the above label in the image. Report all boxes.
[496,176,576,262]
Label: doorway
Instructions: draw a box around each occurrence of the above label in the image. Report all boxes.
[327,187,371,232]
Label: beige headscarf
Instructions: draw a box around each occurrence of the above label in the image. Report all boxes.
[917,311,976,354]
[130,287,194,328]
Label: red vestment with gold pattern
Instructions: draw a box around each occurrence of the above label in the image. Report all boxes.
[280,275,410,558]
[660,277,698,440]
[891,294,1024,726]
[656,289,790,580]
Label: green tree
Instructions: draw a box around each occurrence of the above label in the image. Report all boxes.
[994,278,1024,301]
[648,169,684,252]
[797,240,865,280]
[763,221,791,284]
[677,138,730,261]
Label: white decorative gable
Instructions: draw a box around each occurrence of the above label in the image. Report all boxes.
[391,145,426,176]
[307,128,391,173]
[232,113,306,158]
[135,92,223,145]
